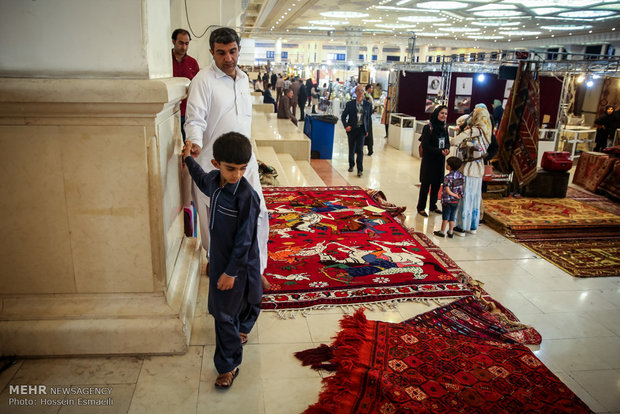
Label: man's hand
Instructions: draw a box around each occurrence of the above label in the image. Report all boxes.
[182,141,193,158]
[190,143,201,158]
[346,126,352,132]
[217,273,235,290]
[442,149,450,156]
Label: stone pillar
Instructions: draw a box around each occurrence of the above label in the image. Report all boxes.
[345,28,362,64]
[0,0,210,356]
[275,38,283,64]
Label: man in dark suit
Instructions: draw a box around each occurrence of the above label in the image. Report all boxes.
[341,86,372,177]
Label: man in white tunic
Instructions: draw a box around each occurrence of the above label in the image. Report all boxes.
[184,27,269,275]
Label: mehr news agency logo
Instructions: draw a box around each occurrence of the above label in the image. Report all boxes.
[8,384,114,407]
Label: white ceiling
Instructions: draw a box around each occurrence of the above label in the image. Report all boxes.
[242,0,620,49]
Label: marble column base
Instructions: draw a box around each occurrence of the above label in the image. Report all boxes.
[0,237,202,356]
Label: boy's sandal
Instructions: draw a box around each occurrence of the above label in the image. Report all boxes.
[215,367,239,389]
[240,333,248,345]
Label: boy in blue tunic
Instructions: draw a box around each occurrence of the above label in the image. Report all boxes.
[182,132,262,389]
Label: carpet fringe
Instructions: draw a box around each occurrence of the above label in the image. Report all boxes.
[266,296,457,319]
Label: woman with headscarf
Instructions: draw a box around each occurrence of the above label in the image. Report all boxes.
[594,105,619,152]
[416,105,450,217]
[450,105,492,235]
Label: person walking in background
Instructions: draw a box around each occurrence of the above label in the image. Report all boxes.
[341,85,372,177]
[270,72,277,90]
[450,105,492,236]
[594,105,620,151]
[364,84,375,155]
[171,28,199,142]
[184,26,269,282]
[492,99,504,133]
[277,89,298,126]
[275,74,284,103]
[291,77,301,118]
[310,82,320,114]
[297,80,307,122]
[416,105,450,217]
[305,78,314,107]
[433,157,464,238]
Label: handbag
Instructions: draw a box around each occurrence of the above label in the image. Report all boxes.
[482,164,494,181]
[541,151,572,172]
[457,127,486,162]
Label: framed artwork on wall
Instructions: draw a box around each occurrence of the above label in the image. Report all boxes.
[427,76,441,94]
[455,77,473,95]
[454,96,471,114]
[359,70,370,85]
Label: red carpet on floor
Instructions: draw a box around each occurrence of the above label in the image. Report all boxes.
[296,307,591,414]
[262,187,472,312]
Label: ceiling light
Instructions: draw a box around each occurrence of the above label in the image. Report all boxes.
[499,30,542,35]
[396,0,413,4]
[558,10,615,17]
[308,20,349,25]
[577,74,585,83]
[540,24,593,30]
[415,32,450,36]
[477,74,486,82]
[362,19,383,22]
[531,7,567,15]
[432,23,453,26]
[376,23,417,28]
[503,0,602,6]
[468,35,505,39]
[471,20,521,26]
[438,27,481,32]
[297,26,335,31]
[398,15,448,23]
[417,1,469,9]
[473,10,524,16]
[320,11,369,18]
[586,80,595,88]
[470,3,518,11]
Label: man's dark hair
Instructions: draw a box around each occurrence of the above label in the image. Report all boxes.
[209,27,241,50]
[447,156,462,171]
[172,29,191,41]
[213,132,252,164]
[365,84,372,91]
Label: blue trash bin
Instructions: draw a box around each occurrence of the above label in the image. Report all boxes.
[303,115,338,159]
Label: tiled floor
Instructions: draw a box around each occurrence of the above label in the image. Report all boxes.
[1,115,619,413]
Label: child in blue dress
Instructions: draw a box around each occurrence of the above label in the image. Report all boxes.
[182,132,262,389]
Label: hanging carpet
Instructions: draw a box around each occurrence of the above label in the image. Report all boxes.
[496,61,540,187]
[295,305,591,414]
[262,187,473,314]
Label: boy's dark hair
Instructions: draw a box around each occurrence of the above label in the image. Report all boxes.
[213,132,252,165]
[365,84,372,91]
[209,27,241,50]
[447,156,462,171]
[171,29,191,41]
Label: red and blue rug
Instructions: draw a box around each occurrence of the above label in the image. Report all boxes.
[296,301,591,413]
[262,187,472,312]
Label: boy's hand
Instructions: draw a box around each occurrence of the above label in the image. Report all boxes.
[217,273,235,290]
[181,141,192,158]
[182,141,201,158]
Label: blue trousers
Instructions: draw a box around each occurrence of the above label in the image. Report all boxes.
[211,276,261,374]
[347,127,365,173]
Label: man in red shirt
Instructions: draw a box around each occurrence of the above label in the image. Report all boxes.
[172,28,199,141]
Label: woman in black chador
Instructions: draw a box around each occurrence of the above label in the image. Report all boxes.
[416,105,450,217]
[594,105,620,152]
